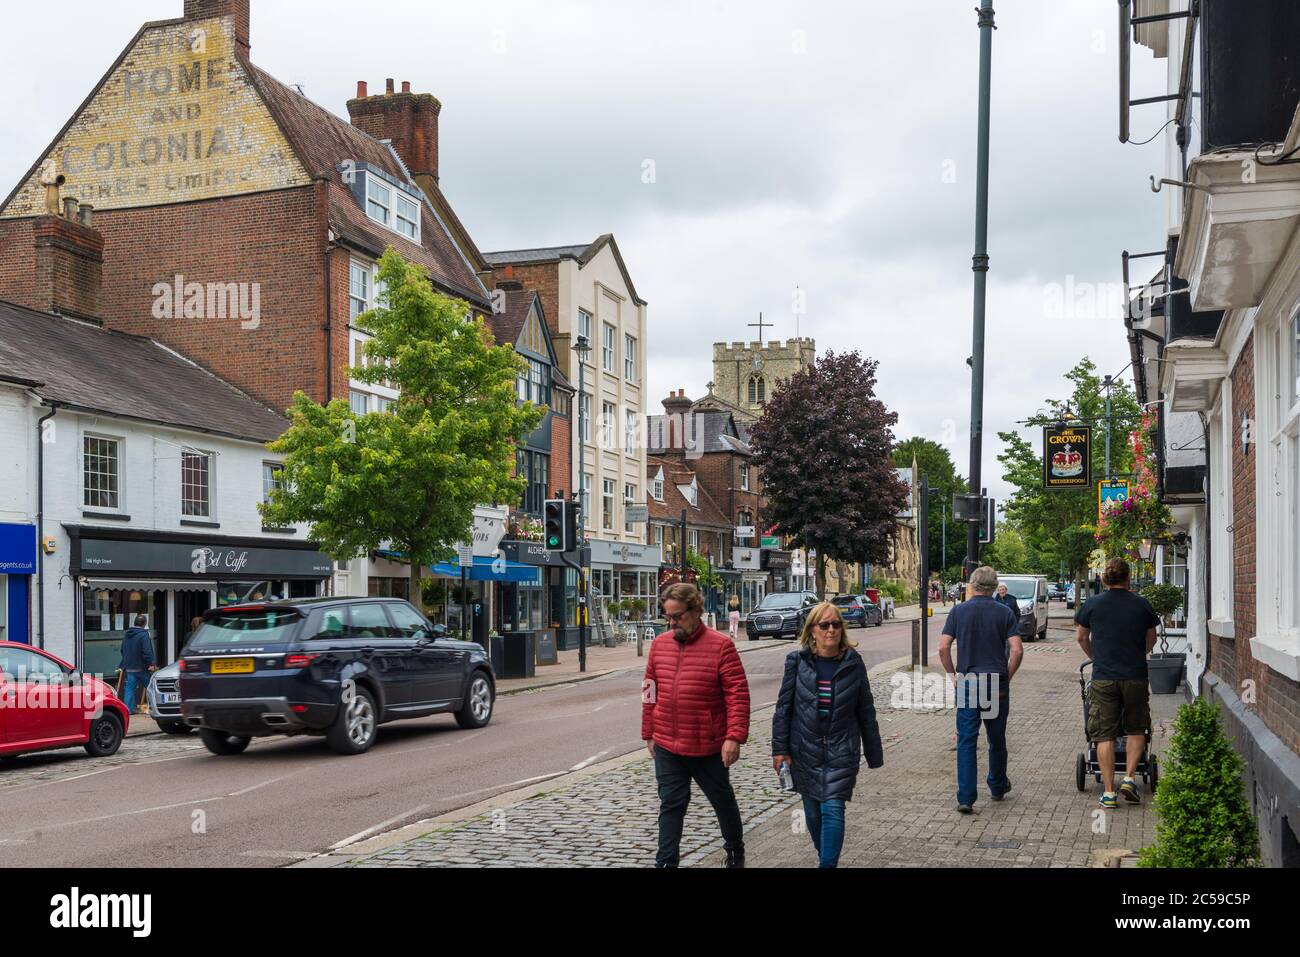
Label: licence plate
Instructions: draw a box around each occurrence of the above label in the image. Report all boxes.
[161,692,180,704]
[211,658,255,674]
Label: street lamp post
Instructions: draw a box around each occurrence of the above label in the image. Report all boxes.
[965,0,996,577]
[573,334,592,673]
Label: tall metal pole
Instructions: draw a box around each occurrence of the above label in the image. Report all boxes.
[941,502,948,575]
[919,476,930,665]
[966,0,996,577]
[1103,374,1113,480]
[574,337,591,673]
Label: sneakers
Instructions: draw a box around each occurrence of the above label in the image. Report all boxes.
[1099,792,1118,809]
[957,803,974,814]
[1119,778,1141,804]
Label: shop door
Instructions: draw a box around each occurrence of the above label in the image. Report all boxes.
[174,591,211,658]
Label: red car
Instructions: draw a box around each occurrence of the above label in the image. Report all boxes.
[0,641,130,761]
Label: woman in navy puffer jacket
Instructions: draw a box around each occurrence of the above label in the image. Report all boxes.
[772,601,884,868]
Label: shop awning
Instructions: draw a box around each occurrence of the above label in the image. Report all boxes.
[84,578,218,592]
[429,556,540,584]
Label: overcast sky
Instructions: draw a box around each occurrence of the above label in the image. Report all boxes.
[1,0,1169,508]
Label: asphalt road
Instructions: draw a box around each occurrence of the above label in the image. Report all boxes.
[0,612,943,867]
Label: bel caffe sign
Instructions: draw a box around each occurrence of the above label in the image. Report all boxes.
[1043,425,1092,490]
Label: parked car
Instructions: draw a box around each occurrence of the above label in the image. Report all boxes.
[745,591,820,640]
[864,587,896,618]
[1047,582,1068,602]
[147,662,190,735]
[1066,584,1076,609]
[999,574,1049,641]
[178,597,495,756]
[831,595,884,628]
[0,641,130,762]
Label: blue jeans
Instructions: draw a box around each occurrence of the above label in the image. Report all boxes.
[121,670,148,711]
[801,797,846,868]
[956,683,1010,807]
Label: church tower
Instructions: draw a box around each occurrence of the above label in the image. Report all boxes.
[709,334,816,421]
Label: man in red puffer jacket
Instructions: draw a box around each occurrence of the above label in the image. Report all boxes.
[643,581,751,868]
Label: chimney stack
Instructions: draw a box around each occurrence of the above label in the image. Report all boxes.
[347,80,443,184]
[356,80,368,98]
[183,0,251,54]
[33,199,104,321]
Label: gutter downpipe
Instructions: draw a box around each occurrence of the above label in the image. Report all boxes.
[36,402,60,650]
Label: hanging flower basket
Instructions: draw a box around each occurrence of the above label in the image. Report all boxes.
[1095,409,1173,558]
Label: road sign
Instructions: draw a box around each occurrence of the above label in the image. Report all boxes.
[734,525,756,538]
[1098,479,1130,521]
[456,544,474,567]
[761,535,779,548]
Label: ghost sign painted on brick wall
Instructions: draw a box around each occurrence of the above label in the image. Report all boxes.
[1,17,309,218]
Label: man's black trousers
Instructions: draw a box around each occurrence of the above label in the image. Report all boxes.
[652,745,745,867]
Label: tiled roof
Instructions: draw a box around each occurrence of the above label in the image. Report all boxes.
[484,234,646,306]
[646,406,752,456]
[248,66,490,309]
[0,300,288,443]
[645,456,731,528]
[484,288,537,353]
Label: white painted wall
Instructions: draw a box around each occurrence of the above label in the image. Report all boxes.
[1,387,307,664]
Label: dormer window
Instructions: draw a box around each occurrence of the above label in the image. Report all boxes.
[364,172,421,243]
[651,467,665,501]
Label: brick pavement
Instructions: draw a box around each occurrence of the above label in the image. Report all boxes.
[325,623,1183,868]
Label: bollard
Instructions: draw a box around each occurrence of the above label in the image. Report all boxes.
[911,619,922,669]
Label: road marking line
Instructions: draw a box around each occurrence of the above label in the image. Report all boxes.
[240,849,316,860]
[329,805,430,850]
[229,775,290,797]
[8,796,225,835]
[569,748,613,771]
[0,765,120,798]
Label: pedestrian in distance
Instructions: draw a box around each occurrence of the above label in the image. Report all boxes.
[938,566,1023,813]
[118,614,157,713]
[642,582,751,868]
[727,594,741,641]
[995,582,1020,618]
[1075,557,1159,809]
[771,601,884,867]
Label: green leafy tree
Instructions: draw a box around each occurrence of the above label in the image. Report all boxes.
[261,248,544,609]
[996,358,1138,600]
[750,351,909,595]
[1139,699,1259,868]
[892,436,965,575]
[979,523,1029,573]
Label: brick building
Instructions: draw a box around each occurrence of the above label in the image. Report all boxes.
[1122,0,1300,865]
[645,454,733,614]
[0,0,506,602]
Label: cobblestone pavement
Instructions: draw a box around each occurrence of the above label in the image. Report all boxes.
[0,731,205,794]
[336,625,1182,868]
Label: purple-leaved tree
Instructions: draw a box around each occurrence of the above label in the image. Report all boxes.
[750,351,909,596]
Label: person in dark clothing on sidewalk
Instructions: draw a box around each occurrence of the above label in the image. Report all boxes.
[938,566,1023,813]
[772,601,884,867]
[1075,557,1159,808]
[118,614,156,712]
[642,582,751,868]
[995,583,1021,619]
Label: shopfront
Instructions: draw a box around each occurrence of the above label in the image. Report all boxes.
[0,522,36,644]
[499,540,581,649]
[66,526,332,674]
[589,539,661,619]
[763,549,792,594]
[732,546,766,616]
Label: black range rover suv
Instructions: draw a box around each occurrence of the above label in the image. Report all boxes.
[178,597,495,756]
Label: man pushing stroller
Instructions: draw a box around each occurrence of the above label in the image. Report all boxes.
[1075,558,1159,809]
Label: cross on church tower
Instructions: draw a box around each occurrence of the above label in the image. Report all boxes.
[748,312,773,345]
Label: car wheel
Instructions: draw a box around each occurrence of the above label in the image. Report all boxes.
[455,672,495,729]
[326,685,378,755]
[159,721,193,735]
[84,713,125,757]
[199,729,251,756]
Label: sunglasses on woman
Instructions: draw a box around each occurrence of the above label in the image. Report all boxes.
[814,620,843,632]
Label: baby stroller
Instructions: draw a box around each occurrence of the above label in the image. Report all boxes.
[1075,660,1158,792]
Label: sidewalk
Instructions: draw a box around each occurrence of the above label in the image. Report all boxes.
[312,621,1184,868]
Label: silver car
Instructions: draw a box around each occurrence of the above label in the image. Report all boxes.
[147,662,192,735]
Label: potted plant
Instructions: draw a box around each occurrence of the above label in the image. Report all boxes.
[1141,581,1186,694]
[1095,410,1174,559]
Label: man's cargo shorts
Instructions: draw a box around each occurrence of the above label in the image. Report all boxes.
[1087,679,1151,740]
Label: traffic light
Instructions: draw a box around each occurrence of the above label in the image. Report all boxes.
[565,500,580,551]
[544,499,567,553]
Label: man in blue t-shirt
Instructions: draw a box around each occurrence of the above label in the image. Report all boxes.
[938,566,1023,813]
